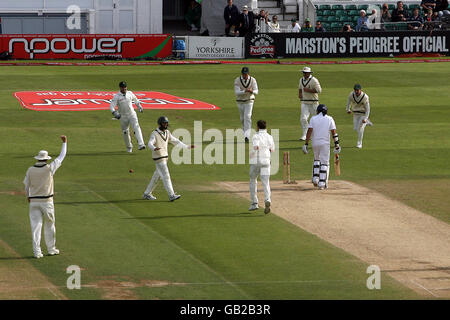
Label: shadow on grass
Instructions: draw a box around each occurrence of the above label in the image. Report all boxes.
[0,256,35,260]
[57,199,152,205]
[13,151,132,158]
[123,212,265,220]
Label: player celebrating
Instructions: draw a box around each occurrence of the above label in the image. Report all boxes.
[23,135,67,258]
[109,81,146,153]
[249,120,275,214]
[346,84,373,149]
[299,67,322,141]
[143,116,193,202]
[302,105,341,190]
[234,66,259,143]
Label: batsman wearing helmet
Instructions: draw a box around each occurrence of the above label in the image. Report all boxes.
[302,104,341,190]
[346,84,373,149]
[109,81,146,153]
[234,66,259,142]
[143,116,193,202]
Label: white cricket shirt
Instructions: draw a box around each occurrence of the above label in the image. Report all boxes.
[109,90,142,116]
[308,114,336,145]
[250,129,275,166]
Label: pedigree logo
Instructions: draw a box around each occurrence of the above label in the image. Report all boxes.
[8,37,135,59]
[249,34,275,57]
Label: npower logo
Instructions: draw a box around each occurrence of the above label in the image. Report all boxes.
[8,37,135,59]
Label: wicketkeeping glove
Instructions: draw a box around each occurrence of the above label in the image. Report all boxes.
[112,111,121,119]
[334,145,341,154]
[138,105,143,113]
[302,144,309,154]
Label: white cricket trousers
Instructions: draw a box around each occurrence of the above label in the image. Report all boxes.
[249,163,271,204]
[29,201,56,256]
[120,114,145,149]
[353,114,367,146]
[300,102,319,139]
[144,159,175,198]
[237,101,254,139]
[312,143,330,188]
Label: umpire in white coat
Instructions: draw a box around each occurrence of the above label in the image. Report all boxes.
[109,81,146,153]
[23,135,67,258]
[302,105,341,190]
[249,120,275,214]
[234,67,259,142]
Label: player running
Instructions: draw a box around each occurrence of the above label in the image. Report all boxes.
[346,84,373,149]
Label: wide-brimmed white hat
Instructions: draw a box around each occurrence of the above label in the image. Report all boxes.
[34,150,51,160]
[302,66,313,73]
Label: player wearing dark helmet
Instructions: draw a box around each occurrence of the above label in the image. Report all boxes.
[143,116,194,201]
[302,104,341,190]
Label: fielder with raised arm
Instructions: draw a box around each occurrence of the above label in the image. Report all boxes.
[346,84,373,149]
[299,66,322,141]
[234,66,259,143]
[109,81,146,153]
[302,105,341,190]
[143,116,193,202]
[23,135,67,258]
[249,120,275,214]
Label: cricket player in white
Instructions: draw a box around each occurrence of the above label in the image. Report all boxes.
[346,84,373,149]
[302,105,341,190]
[109,81,146,153]
[143,116,193,201]
[249,120,275,214]
[23,135,67,258]
[299,67,322,141]
[234,66,259,142]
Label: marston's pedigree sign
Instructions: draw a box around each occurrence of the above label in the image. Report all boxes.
[0,34,172,59]
[14,91,220,111]
[246,31,450,58]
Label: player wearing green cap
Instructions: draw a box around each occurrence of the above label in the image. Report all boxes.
[346,84,373,149]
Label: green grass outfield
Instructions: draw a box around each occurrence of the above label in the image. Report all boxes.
[1,61,449,299]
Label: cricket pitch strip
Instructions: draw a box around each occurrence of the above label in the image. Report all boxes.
[218,180,450,298]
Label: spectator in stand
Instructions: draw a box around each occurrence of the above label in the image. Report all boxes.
[421,0,437,12]
[408,7,425,29]
[288,18,302,32]
[356,10,369,31]
[269,15,281,32]
[302,18,314,32]
[238,5,255,37]
[256,9,270,32]
[424,7,435,28]
[380,3,392,30]
[430,10,442,28]
[436,0,450,17]
[342,23,354,32]
[368,9,381,30]
[392,1,409,22]
[185,0,202,31]
[315,20,326,32]
[224,0,240,37]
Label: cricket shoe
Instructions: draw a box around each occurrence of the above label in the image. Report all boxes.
[264,201,271,214]
[356,143,362,149]
[249,203,259,211]
[143,193,157,200]
[169,194,181,202]
[366,119,374,126]
[126,147,133,153]
[138,145,146,150]
[34,253,44,259]
[48,249,60,256]
[299,137,306,141]
[312,178,319,187]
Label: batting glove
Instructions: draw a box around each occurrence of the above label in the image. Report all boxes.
[302,144,309,154]
[334,145,341,154]
[138,106,144,113]
[112,111,121,119]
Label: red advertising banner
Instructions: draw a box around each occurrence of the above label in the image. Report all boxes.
[14,91,220,111]
[0,34,172,59]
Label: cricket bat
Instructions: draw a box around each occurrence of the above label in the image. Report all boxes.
[334,154,341,176]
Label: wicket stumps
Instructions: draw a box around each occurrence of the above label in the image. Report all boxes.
[283,151,297,184]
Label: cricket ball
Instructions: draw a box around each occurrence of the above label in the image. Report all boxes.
[129,169,134,173]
